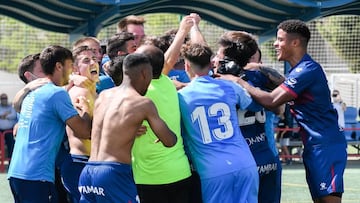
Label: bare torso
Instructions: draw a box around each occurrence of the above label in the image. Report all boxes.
[67,85,96,156]
[89,86,151,164]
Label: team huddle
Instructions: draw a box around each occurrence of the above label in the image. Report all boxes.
[7,13,346,203]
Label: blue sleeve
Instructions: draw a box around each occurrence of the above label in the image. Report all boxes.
[228,79,263,112]
[246,100,263,112]
[228,81,262,111]
[96,75,115,94]
[245,70,268,89]
[283,62,317,95]
[52,90,78,122]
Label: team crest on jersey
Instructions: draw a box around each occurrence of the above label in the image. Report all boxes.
[285,78,297,88]
[295,67,303,72]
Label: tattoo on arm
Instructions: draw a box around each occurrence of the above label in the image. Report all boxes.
[259,66,285,90]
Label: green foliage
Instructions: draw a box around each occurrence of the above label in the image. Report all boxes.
[0,17,69,73]
[2,14,358,74]
[316,15,360,73]
[261,39,277,62]
[144,13,181,36]
[98,12,226,51]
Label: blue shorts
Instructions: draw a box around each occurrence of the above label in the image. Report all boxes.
[61,154,89,203]
[254,149,281,203]
[201,166,258,203]
[78,161,139,203]
[9,177,57,203]
[274,156,282,203]
[303,143,347,199]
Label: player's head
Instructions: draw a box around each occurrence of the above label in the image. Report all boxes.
[117,15,146,46]
[73,37,103,63]
[108,55,126,86]
[277,19,310,46]
[249,48,262,63]
[18,53,44,84]
[136,45,164,79]
[213,31,258,76]
[40,45,73,86]
[182,43,213,78]
[122,53,152,96]
[72,45,99,82]
[107,32,136,60]
[274,19,310,62]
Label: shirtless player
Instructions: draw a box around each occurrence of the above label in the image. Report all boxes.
[61,45,99,202]
[78,53,177,203]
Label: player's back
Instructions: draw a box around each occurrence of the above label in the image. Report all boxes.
[89,86,147,164]
[178,76,256,179]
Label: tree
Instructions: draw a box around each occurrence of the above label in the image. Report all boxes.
[316,15,360,73]
[0,16,69,73]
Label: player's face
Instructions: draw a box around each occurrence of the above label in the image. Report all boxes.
[127,24,145,47]
[211,46,225,72]
[62,59,74,85]
[75,50,99,82]
[126,40,137,54]
[29,60,45,80]
[274,29,293,62]
[83,41,103,63]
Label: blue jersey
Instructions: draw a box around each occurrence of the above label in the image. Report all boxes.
[239,71,277,155]
[238,109,267,152]
[281,54,346,147]
[241,71,281,203]
[168,69,191,83]
[245,70,279,155]
[178,76,256,179]
[96,75,115,94]
[8,83,78,183]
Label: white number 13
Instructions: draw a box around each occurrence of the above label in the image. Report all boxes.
[191,103,234,144]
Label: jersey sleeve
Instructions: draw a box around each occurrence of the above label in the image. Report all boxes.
[52,89,79,122]
[281,62,318,98]
[228,81,255,110]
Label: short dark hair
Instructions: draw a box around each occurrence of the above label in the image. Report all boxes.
[18,53,40,83]
[40,45,73,75]
[155,29,189,53]
[182,43,213,70]
[123,53,151,76]
[107,32,135,60]
[218,31,258,68]
[108,55,127,86]
[257,48,262,62]
[277,19,311,45]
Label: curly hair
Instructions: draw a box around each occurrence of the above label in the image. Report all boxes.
[277,19,310,45]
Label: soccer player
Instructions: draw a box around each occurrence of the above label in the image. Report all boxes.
[213,31,283,203]
[8,45,92,202]
[60,45,99,203]
[179,43,259,203]
[225,19,347,203]
[78,53,177,202]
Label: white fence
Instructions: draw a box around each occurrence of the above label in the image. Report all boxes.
[329,74,360,109]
